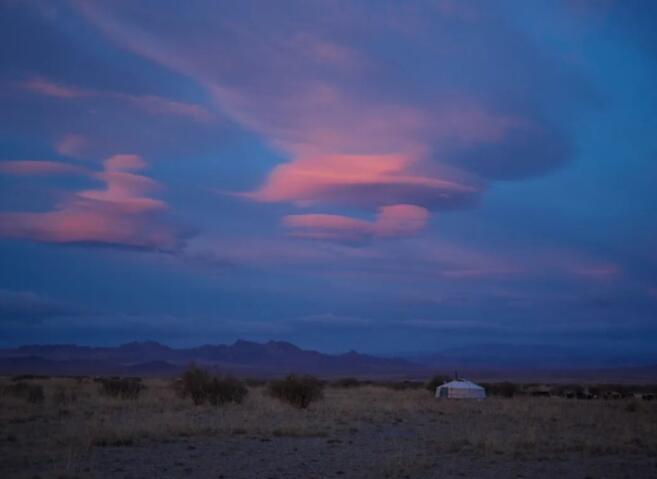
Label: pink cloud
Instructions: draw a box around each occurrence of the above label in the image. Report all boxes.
[0,206,176,249]
[247,153,479,208]
[374,204,430,237]
[55,134,88,157]
[103,154,147,171]
[123,95,212,122]
[0,160,86,176]
[23,77,90,98]
[22,77,211,122]
[284,204,429,241]
[76,2,573,239]
[0,154,181,250]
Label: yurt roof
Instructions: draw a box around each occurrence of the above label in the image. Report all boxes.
[439,379,484,390]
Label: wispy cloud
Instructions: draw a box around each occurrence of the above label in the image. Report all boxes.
[0,160,87,176]
[284,204,430,242]
[22,76,212,122]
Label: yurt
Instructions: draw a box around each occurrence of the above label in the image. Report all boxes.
[435,379,486,399]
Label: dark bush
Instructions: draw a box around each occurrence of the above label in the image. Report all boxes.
[179,365,212,405]
[1,382,45,404]
[178,365,248,406]
[425,374,450,392]
[99,377,144,400]
[268,374,324,409]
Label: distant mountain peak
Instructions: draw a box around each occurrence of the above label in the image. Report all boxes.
[265,340,301,351]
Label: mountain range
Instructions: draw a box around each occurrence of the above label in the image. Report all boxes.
[0,340,424,378]
[1,340,656,382]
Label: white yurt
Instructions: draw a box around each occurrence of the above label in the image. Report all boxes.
[435,379,486,399]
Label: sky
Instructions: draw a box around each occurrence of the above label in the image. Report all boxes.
[1,0,657,357]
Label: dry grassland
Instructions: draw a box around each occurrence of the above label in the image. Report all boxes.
[1,377,656,478]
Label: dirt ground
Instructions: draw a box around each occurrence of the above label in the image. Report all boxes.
[1,377,656,478]
[43,436,657,479]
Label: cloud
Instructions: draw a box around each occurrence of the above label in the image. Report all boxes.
[284,204,430,242]
[23,77,90,98]
[21,76,212,122]
[0,154,186,250]
[103,153,146,172]
[55,134,88,157]
[247,153,481,209]
[0,290,81,324]
[0,160,87,176]
[76,1,585,228]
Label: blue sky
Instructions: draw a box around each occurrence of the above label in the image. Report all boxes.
[1,1,656,357]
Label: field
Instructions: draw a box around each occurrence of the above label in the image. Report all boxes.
[1,376,657,478]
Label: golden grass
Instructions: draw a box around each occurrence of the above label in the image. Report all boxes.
[1,376,656,475]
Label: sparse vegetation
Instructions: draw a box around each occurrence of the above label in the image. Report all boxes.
[177,364,248,406]
[268,374,324,409]
[11,374,50,382]
[0,375,656,477]
[483,381,519,398]
[178,365,212,405]
[99,377,144,400]
[207,376,248,405]
[1,382,45,404]
[52,385,78,406]
[332,377,363,388]
[381,380,423,391]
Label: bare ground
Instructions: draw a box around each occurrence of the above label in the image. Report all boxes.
[1,378,656,478]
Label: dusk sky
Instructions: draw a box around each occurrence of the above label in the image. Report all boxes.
[1,1,657,356]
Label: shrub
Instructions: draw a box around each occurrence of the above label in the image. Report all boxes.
[178,365,248,406]
[1,382,45,404]
[269,374,324,409]
[99,377,144,400]
[425,374,450,392]
[179,365,212,405]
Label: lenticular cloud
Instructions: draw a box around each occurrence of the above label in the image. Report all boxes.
[78,0,586,240]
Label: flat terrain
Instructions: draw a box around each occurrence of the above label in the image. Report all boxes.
[1,377,657,478]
